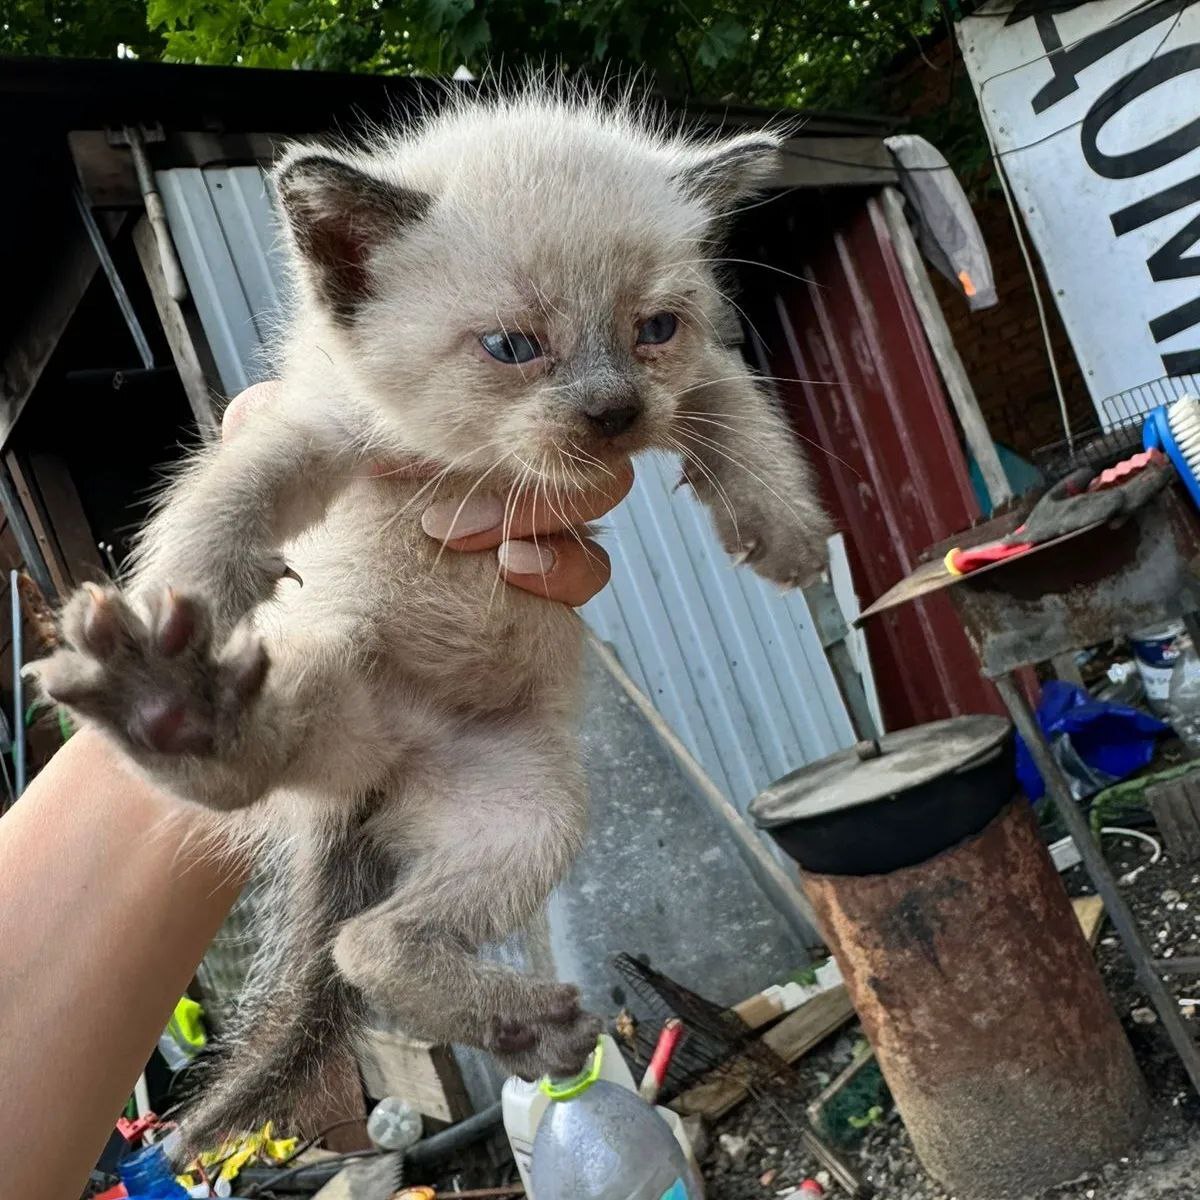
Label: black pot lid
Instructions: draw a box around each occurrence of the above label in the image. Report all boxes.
[748,715,1012,829]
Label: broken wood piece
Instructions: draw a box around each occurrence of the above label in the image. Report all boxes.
[1072,894,1106,948]
[671,985,855,1120]
[732,959,843,1031]
[1147,774,1200,862]
[356,1027,472,1123]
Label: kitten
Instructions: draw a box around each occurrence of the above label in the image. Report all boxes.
[32,84,831,1149]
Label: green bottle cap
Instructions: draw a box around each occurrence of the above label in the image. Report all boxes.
[538,1036,605,1101]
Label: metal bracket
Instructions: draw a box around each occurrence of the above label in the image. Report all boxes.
[805,575,880,742]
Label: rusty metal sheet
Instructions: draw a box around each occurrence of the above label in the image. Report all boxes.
[735,191,1004,728]
[802,802,1148,1198]
[859,484,1200,675]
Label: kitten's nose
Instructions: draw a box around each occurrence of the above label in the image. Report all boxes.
[583,401,641,438]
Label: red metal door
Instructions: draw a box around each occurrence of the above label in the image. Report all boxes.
[736,189,1003,728]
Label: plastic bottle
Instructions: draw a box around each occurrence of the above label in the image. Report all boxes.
[1168,636,1200,755]
[504,1035,700,1198]
[118,1143,189,1198]
[529,1040,704,1200]
[366,1095,423,1151]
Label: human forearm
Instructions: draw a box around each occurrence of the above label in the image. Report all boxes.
[0,729,246,1197]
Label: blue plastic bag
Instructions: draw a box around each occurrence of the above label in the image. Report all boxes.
[1016,680,1168,802]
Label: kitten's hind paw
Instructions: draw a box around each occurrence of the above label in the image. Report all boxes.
[487,984,604,1081]
[31,584,268,757]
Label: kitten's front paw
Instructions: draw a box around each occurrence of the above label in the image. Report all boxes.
[718,500,831,590]
[487,984,604,1081]
[32,584,268,757]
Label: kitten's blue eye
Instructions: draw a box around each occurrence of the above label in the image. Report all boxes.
[480,331,542,364]
[636,312,678,345]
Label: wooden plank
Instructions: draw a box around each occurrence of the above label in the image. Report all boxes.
[880,186,1011,512]
[1072,894,1106,949]
[4,453,70,599]
[356,1027,472,1123]
[671,985,855,1121]
[776,137,898,189]
[0,217,99,450]
[1148,775,1200,862]
[807,1042,876,1132]
[131,216,221,438]
[27,453,103,588]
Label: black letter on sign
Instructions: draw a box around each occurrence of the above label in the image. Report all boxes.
[1082,44,1200,180]
[1031,0,1191,116]
[1111,175,1200,280]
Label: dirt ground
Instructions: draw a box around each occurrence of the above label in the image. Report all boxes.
[701,835,1200,1200]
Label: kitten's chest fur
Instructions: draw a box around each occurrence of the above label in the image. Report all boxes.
[273,474,584,719]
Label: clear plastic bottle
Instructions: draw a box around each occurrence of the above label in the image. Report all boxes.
[530,1041,703,1200]
[366,1095,423,1151]
[1168,635,1200,756]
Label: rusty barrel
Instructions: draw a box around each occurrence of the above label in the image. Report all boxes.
[750,717,1148,1199]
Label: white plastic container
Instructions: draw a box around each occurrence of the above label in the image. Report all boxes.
[503,1035,700,1198]
[1130,621,1186,714]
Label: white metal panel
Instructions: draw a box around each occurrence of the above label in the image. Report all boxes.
[959,2,1200,418]
[157,166,283,396]
[157,165,858,812]
[584,453,854,812]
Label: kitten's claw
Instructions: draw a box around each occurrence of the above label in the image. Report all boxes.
[33,583,268,765]
[280,564,304,587]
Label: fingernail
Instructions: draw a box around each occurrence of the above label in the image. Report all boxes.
[421,496,505,539]
[497,540,556,575]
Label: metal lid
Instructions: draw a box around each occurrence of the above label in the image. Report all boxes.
[748,715,1012,829]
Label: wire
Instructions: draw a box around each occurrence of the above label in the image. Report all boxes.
[780,4,1186,173]
[242,1149,384,1198]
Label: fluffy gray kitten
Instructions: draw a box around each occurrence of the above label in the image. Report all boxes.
[33,86,830,1148]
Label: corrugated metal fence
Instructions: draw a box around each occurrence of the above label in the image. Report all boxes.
[157,164,858,814]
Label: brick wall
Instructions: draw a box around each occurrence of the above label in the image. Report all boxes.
[884,39,1096,463]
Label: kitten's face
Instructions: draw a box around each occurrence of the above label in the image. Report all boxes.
[278,98,779,484]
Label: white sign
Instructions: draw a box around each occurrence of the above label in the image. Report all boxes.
[960,0,1200,421]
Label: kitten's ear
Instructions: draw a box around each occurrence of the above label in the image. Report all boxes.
[673,132,782,213]
[275,152,432,324]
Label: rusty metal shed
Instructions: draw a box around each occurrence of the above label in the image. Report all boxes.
[0,51,1017,1113]
[0,56,1001,746]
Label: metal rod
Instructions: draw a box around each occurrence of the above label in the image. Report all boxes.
[72,186,155,369]
[1155,957,1200,975]
[11,569,25,798]
[122,125,189,303]
[995,673,1200,1095]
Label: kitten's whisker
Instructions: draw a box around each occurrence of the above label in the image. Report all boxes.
[674,427,812,526]
[430,456,509,570]
[674,409,862,481]
[665,435,741,544]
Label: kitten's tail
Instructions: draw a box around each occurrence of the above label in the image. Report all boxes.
[173,816,389,1160]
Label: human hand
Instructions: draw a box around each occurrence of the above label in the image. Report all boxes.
[222,382,629,606]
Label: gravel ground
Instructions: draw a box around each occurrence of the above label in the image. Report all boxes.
[701,835,1200,1200]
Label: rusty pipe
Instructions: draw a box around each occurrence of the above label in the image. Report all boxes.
[801,801,1148,1199]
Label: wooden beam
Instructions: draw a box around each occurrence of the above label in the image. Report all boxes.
[880,186,1012,512]
[0,216,99,451]
[4,453,70,599]
[131,216,221,439]
[777,138,898,189]
[27,454,104,588]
